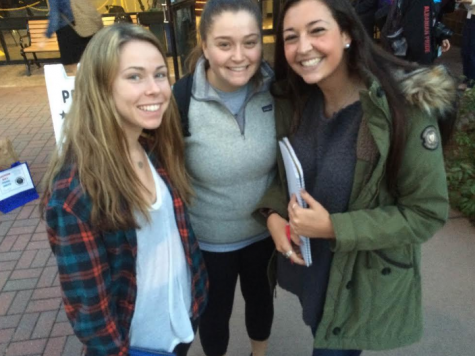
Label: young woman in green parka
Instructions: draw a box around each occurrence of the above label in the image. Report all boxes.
[255,0,457,355]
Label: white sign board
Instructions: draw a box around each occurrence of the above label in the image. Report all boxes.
[44,64,76,144]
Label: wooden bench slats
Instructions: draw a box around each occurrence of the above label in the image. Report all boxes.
[29,30,56,35]
[30,33,56,38]
[29,22,49,27]
[27,15,138,30]
[23,20,60,57]
[102,15,138,25]
[30,34,56,40]
[27,40,58,46]
[24,44,60,53]
[21,14,140,75]
[29,35,56,41]
[26,42,58,48]
[29,25,50,31]
[28,36,57,44]
[29,29,54,34]
[28,20,49,25]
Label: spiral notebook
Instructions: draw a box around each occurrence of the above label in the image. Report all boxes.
[278,137,312,267]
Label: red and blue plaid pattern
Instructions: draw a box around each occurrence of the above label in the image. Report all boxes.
[46,158,208,356]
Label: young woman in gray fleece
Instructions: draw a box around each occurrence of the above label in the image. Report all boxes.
[172,1,276,356]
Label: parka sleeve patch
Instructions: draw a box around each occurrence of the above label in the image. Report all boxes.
[421,125,439,150]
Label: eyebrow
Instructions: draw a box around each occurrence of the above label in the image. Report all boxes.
[283,20,327,33]
[122,65,166,72]
[213,33,260,40]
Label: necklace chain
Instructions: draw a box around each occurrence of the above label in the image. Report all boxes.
[130,143,147,170]
[326,85,359,117]
[339,86,358,110]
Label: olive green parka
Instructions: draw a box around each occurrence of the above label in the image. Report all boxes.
[256,66,457,350]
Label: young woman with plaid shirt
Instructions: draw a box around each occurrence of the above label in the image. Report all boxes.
[41,24,208,356]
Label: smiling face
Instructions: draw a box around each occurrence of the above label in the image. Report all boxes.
[112,40,171,139]
[202,10,262,92]
[282,0,351,87]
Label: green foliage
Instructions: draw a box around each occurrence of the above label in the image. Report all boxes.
[445,87,475,223]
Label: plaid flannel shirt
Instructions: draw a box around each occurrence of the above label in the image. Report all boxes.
[45,154,208,356]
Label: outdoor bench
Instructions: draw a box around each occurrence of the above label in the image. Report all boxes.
[20,15,138,76]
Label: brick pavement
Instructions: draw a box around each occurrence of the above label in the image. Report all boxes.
[0,86,83,356]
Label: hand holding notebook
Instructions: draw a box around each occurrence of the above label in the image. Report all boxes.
[278,137,313,267]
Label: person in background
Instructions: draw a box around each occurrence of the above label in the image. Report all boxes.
[354,0,452,63]
[437,0,457,22]
[400,0,452,63]
[45,0,102,71]
[353,0,379,37]
[172,1,276,355]
[256,0,456,355]
[457,0,475,89]
[41,24,208,356]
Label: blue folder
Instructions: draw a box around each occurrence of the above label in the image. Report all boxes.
[0,162,39,214]
[129,347,176,356]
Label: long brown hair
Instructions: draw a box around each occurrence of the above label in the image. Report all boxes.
[274,0,430,193]
[41,24,193,231]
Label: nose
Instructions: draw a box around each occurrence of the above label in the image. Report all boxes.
[145,77,161,95]
[297,35,312,54]
[232,46,244,61]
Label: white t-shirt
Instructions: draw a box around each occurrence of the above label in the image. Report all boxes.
[129,156,193,352]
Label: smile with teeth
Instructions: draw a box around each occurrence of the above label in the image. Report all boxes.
[138,104,161,112]
[228,66,248,72]
[301,58,322,67]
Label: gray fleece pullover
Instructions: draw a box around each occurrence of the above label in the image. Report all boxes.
[185,57,277,245]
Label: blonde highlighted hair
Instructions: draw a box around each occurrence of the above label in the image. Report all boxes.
[41,24,192,231]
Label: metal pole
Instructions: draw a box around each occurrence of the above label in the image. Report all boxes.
[165,0,180,81]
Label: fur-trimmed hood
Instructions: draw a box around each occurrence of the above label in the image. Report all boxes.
[394,65,457,120]
[272,65,457,121]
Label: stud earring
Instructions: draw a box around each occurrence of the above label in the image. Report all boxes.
[345,43,351,49]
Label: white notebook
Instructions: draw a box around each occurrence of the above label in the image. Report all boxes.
[278,137,312,267]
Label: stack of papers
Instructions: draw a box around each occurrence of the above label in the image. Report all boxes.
[278,137,312,267]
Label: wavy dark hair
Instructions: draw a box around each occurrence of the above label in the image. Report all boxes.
[274,0,427,193]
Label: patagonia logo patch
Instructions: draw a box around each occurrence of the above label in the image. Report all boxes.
[421,125,439,150]
[262,104,273,112]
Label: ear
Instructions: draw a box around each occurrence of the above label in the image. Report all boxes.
[202,41,209,60]
[341,32,352,48]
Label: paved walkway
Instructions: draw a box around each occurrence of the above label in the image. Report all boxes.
[0,45,473,356]
[0,86,83,356]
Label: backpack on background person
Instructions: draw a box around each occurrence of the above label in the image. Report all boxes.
[380,0,408,57]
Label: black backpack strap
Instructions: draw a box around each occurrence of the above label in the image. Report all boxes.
[172,74,193,137]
